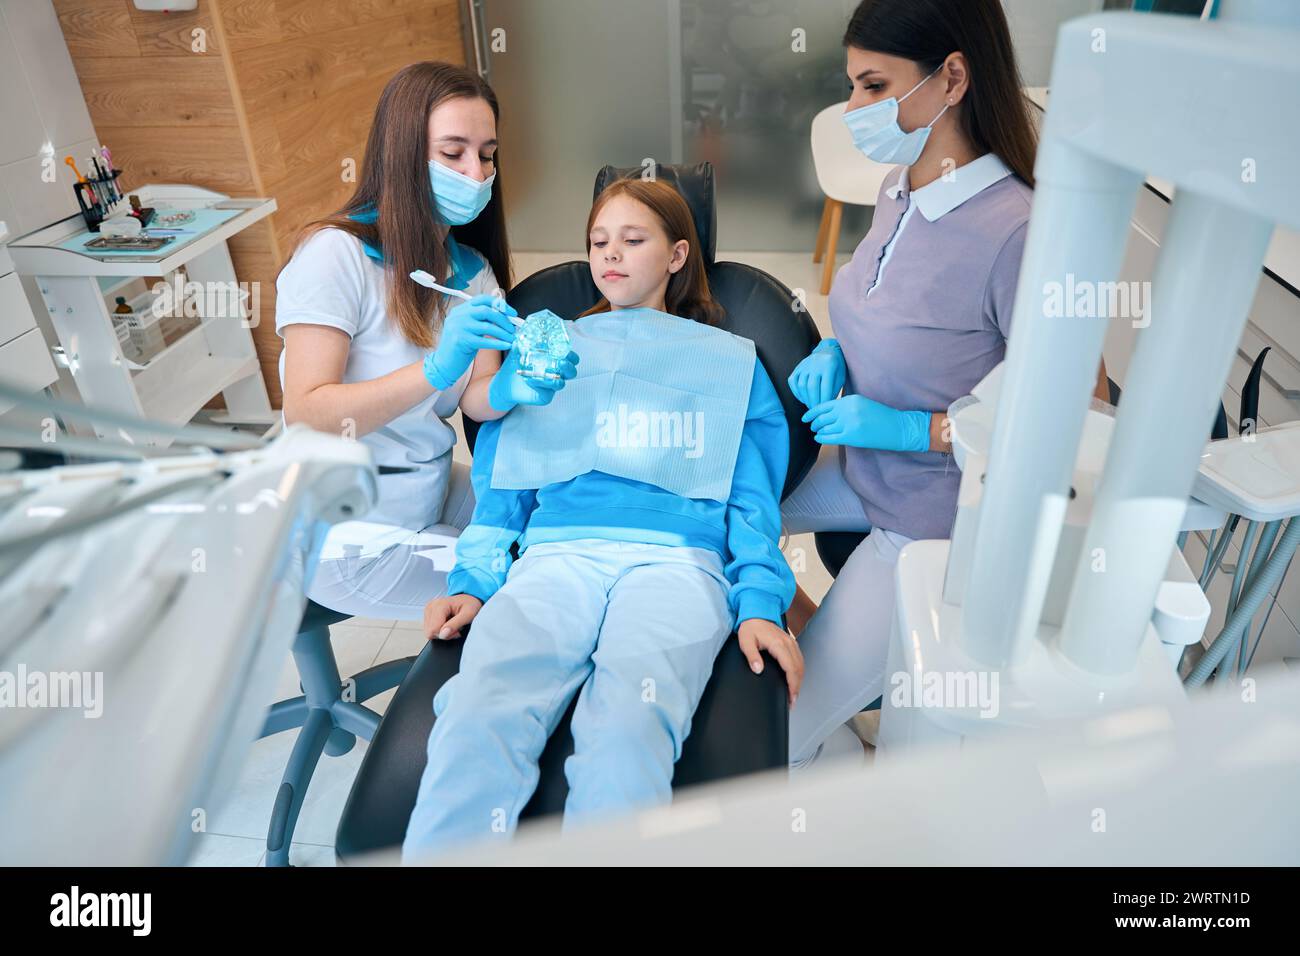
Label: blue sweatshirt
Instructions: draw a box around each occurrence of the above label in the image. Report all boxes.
[447,358,795,627]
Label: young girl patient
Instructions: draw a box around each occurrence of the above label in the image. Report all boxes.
[402,177,803,859]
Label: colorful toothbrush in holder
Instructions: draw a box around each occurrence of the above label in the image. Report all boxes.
[68,148,125,232]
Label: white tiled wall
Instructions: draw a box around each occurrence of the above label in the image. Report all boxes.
[0,0,99,419]
[0,0,97,237]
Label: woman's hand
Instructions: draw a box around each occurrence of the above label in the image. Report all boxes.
[422,294,519,390]
[487,348,580,413]
[788,338,846,408]
[802,394,931,452]
[737,618,804,707]
[423,593,483,640]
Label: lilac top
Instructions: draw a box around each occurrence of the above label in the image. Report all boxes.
[827,153,1033,540]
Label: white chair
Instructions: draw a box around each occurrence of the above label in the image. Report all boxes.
[1185,420,1300,685]
[810,101,896,294]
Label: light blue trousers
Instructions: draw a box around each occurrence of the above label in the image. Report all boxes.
[402,537,734,861]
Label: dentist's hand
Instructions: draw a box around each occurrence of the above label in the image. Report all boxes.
[488,348,580,413]
[424,593,482,640]
[423,294,519,390]
[802,394,931,452]
[788,338,846,408]
[738,618,803,707]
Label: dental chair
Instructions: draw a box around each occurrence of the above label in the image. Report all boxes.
[332,162,820,863]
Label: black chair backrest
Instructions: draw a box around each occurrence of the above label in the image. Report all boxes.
[465,162,820,498]
[1240,347,1270,436]
[594,162,717,263]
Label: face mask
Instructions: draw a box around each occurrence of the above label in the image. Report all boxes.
[842,64,949,166]
[429,158,495,226]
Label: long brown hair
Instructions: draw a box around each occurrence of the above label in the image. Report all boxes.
[578,177,724,326]
[293,62,512,348]
[844,0,1038,187]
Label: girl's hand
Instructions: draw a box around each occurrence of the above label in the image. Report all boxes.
[423,593,483,640]
[788,338,846,408]
[423,294,518,390]
[737,617,804,707]
[487,348,579,413]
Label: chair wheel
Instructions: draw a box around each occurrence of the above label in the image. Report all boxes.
[324,727,356,757]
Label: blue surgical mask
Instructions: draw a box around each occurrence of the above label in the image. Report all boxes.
[842,64,949,166]
[429,158,495,226]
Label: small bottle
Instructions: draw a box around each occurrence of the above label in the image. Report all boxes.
[110,296,136,359]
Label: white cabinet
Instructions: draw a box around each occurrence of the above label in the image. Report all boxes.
[6,186,275,443]
[0,221,58,415]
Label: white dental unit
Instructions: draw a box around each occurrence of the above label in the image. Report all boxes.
[877,0,1300,751]
[0,404,376,866]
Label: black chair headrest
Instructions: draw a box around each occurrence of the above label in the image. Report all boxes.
[593,163,717,264]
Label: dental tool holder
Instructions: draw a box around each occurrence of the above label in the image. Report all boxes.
[880,2,1300,754]
[73,167,125,232]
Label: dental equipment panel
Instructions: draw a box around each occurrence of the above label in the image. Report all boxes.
[879,2,1300,753]
[0,424,377,865]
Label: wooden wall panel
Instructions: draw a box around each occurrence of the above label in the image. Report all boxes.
[54,0,467,409]
[126,1,224,56]
[72,56,237,127]
[219,0,442,52]
[51,0,139,59]
[226,219,282,402]
[93,125,256,196]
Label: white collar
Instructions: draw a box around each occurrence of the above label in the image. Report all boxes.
[884,153,1013,221]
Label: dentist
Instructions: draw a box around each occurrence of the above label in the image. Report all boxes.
[783,0,1108,766]
[276,61,571,621]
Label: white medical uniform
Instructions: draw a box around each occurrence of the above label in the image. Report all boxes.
[275,227,500,619]
[781,444,912,765]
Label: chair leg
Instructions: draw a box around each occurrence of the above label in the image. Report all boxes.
[265,708,332,867]
[259,696,309,738]
[348,657,414,703]
[820,200,843,295]
[813,197,832,264]
[331,699,383,741]
[262,622,384,861]
[293,626,344,706]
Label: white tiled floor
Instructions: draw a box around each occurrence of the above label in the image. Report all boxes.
[189,250,853,867]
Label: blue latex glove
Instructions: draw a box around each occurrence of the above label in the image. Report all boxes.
[423,294,519,390]
[802,394,931,452]
[788,338,846,408]
[488,348,580,412]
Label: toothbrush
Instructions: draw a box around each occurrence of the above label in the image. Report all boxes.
[409,270,523,325]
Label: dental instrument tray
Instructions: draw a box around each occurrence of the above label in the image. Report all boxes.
[83,234,174,251]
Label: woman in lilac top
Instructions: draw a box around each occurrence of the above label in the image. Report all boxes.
[783,0,1109,768]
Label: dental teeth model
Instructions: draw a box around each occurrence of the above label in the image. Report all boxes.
[513,309,571,380]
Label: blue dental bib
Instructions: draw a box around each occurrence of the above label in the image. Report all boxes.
[490,308,755,503]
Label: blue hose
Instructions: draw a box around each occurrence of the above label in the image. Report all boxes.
[1187,517,1300,688]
